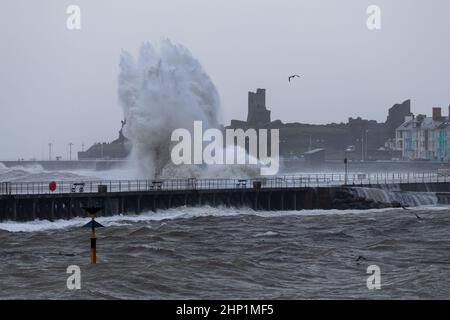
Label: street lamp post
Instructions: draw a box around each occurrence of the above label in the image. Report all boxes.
[68,143,74,161]
[48,143,53,161]
[365,130,369,161]
[344,156,348,185]
[361,129,369,162]
[361,133,364,162]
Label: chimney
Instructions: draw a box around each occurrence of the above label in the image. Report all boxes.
[432,107,441,121]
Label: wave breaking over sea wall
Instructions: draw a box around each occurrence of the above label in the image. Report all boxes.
[118,40,260,179]
[119,39,247,179]
[351,187,438,207]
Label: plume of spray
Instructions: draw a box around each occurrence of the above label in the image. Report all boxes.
[118,39,257,179]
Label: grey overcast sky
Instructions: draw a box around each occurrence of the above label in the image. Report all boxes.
[1,0,450,160]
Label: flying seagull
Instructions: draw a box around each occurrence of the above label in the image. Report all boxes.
[401,206,422,221]
[288,74,300,82]
[412,211,422,221]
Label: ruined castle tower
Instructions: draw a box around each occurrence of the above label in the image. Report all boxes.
[247,89,271,127]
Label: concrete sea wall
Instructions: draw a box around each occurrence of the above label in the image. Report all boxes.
[1,183,449,222]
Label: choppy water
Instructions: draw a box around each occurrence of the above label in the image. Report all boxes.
[1,164,450,299]
[0,162,140,182]
[1,206,450,299]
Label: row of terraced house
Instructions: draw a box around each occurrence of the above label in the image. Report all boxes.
[396,106,450,161]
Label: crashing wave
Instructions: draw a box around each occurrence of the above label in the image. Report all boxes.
[119,39,234,179]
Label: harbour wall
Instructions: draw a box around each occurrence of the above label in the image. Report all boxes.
[0,187,340,222]
[1,182,450,222]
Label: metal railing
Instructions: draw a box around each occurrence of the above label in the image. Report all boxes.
[0,172,448,195]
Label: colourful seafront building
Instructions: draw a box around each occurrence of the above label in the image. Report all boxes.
[396,107,450,161]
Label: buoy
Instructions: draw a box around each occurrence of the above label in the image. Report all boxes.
[81,207,104,264]
[49,181,57,192]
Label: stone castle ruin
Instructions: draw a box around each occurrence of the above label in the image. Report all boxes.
[247,89,271,127]
[79,88,410,161]
[228,89,411,160]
